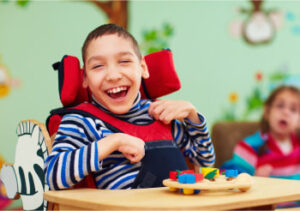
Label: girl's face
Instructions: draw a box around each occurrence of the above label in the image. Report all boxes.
[265,90,300,140]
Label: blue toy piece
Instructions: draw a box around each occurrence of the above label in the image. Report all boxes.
[186,174,196,184]
[178,174,196,184]
[225,169,238,178]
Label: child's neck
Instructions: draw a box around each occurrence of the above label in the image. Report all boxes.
[270,131,290,142]
[270,131,292,154]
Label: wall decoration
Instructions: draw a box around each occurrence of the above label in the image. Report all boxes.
[286,11,300,36]
[0,155,12,210]
[0,120,50,211]
[91,1,128,29]
[219,92,239,121]
[3,0,129,29]
[0,56,20,98]
[139,23,174,55]
[218,65,300,122]
[229,0,284,45]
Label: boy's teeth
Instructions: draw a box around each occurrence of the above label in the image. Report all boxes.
[107,87,127,94]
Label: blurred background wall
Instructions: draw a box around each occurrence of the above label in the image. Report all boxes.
[0,0,300,208]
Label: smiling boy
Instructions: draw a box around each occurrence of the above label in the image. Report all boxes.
[45,24,215,190]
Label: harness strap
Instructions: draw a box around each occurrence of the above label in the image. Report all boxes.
[48,103,173,142]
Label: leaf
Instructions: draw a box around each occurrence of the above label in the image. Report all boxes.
[144,30,157,41]
[17,0,30,7]
[147,47,160,54]
[163,23,174,37]
[269,73,286,81]
[140,22,174,55]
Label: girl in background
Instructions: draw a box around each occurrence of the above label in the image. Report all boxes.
[222,85,300,179]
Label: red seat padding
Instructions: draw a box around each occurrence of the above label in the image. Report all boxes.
[142,50,180,99]
[53,49,180,107]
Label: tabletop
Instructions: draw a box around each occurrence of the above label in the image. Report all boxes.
[44,176,300,210]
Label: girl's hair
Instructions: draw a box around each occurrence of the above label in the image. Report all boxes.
[260,85,300,133]
[81,24,141,64]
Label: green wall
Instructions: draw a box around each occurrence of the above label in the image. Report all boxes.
[2,0,300,160]
[0,0,300,192]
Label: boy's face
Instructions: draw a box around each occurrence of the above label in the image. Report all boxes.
[83,34,149,114]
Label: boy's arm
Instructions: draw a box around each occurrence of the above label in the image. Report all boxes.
[44,114,105,190]
[149,100,215,167]
[173,114,215,167]
[98,133,144,163]
[45,114,144,190]
[149,100,201,124]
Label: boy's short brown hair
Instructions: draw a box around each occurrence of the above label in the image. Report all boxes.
[81,24,141,64]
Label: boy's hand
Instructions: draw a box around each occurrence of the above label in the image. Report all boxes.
[98,133,145,163]
[117,134,145,163]
[149,100,200,124]
[255,164,273,177]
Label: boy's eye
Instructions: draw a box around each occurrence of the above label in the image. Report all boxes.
[120,60,131,64]
[92,64,103,69]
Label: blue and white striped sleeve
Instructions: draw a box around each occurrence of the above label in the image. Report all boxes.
[44,114,104,190]
[173,113,215,167]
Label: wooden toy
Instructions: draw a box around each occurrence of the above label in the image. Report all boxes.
[163,170,253,195]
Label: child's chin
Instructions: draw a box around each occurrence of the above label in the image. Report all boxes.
[109,105,131,115]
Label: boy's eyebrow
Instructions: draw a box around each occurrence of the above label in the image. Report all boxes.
[117,51,135,57]
[87,55,104,65]
[86,51,135,64]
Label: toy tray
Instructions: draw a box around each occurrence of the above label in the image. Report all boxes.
[163,173,253,194]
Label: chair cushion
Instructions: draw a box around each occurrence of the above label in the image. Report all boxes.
[211,121,259,168]
[53,49,181,107]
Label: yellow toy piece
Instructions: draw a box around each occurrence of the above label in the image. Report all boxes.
[200,167,219,179]
[182,188,194,195]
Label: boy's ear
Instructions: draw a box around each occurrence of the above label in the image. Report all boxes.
[141,57,149,79]
[82,66,88,88]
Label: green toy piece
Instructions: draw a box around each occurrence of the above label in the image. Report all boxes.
[205,169,217,180]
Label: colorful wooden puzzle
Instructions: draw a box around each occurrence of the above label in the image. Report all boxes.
[163,168,253,195]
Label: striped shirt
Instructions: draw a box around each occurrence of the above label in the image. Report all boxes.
[221,131,300,208]
[45,95,215,190]
[221,131,300,179]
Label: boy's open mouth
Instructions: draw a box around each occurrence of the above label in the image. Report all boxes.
[106,86,129,99]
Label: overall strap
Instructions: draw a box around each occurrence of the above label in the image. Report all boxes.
[48,103,173,142]
[73,103,173,142]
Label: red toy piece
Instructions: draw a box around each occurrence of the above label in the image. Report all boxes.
[195,173,204,182]
[179,170,194,175]
[169,171,178,180]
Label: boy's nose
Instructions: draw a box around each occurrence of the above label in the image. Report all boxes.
[106,66,122,81]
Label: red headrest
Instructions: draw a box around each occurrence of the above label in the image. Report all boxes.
[52,49,181,107]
